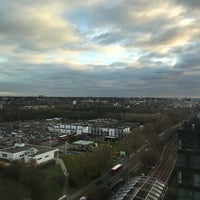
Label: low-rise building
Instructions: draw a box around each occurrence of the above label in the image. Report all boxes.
[0,143,58,165]
[49,123,91,135]
[23,105,49,110]
[48,118,134,138]
[88,119,131,137]
[71,140,96,151]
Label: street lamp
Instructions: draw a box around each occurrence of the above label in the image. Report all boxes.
[65,142,68,154]
[49,132,51,147]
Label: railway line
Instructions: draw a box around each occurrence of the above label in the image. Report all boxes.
[111,134,177,200]
[148,134,177,182]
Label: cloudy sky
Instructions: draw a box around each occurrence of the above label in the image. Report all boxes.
[0,0,200,97]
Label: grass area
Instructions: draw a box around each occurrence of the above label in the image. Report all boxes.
[42,164,63,200]
[95,140,126,155]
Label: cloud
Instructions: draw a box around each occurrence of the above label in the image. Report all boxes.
[92,30,126,45]
[0,0,200,97]
[175,51,200,69]
[171,0,200,9]
[0,0,81,51]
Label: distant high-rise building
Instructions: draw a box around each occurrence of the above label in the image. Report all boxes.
[177,115,200,200]
[72,100,77,107]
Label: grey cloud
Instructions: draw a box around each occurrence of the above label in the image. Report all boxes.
[67,1,151,43]
[172,0,200,9]
[174,46,200,69]
[148,27,181,45]
[68,0,183,47]
[0,0,200,97]
[1,59,200,97]
[92,31,127,45]
[170,41,200,56]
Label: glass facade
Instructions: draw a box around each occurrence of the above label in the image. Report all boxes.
[177,116,200,200]
[178,189,200,200]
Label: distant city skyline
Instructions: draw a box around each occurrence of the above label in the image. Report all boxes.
[0,0,200,97]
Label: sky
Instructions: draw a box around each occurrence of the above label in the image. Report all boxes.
[0,0,200,97]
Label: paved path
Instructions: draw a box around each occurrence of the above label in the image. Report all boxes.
[55,158,69,177]
[55,157,69,198]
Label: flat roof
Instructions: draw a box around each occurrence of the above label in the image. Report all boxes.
[1,144,57,156]
[73,140,94,146]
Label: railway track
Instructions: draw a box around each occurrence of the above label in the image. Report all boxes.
[148,134,177,182]
[110,133,178,200]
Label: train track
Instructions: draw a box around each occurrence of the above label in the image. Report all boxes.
[125,135,177,199]
[110,134,178,200]
[148,134,177,182]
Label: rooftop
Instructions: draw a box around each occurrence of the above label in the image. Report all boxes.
[73,140,94,146]
[1,143,57,156]
[112,176,167,200]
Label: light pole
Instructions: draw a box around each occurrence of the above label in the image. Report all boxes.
[49,132,51,147]
[65,142,68,154]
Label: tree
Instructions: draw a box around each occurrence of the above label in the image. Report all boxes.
[64,147,113,187]
[0,160,45,200]
[142,123,156,138]
[0,179,29,200]
[154,114,172,134]
[2,160,27,181]
[20,173,45,200]
[122,127,145,156]
[140,149,158,167]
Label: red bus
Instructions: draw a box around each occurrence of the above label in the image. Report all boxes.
[104,136,117,142]
[58,133,76,143]
[58,135,68,143]
[111,164,123,175]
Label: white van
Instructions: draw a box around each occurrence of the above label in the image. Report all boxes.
[58,195,67,200]
[79,196,87,200]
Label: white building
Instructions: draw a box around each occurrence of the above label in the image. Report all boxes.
[0,143,59,165]
[49,123,91,135]
[92,126,130,137]
[24,105,49,110]
[48,119,132,138]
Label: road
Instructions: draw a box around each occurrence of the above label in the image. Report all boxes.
[65,145,147,200]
